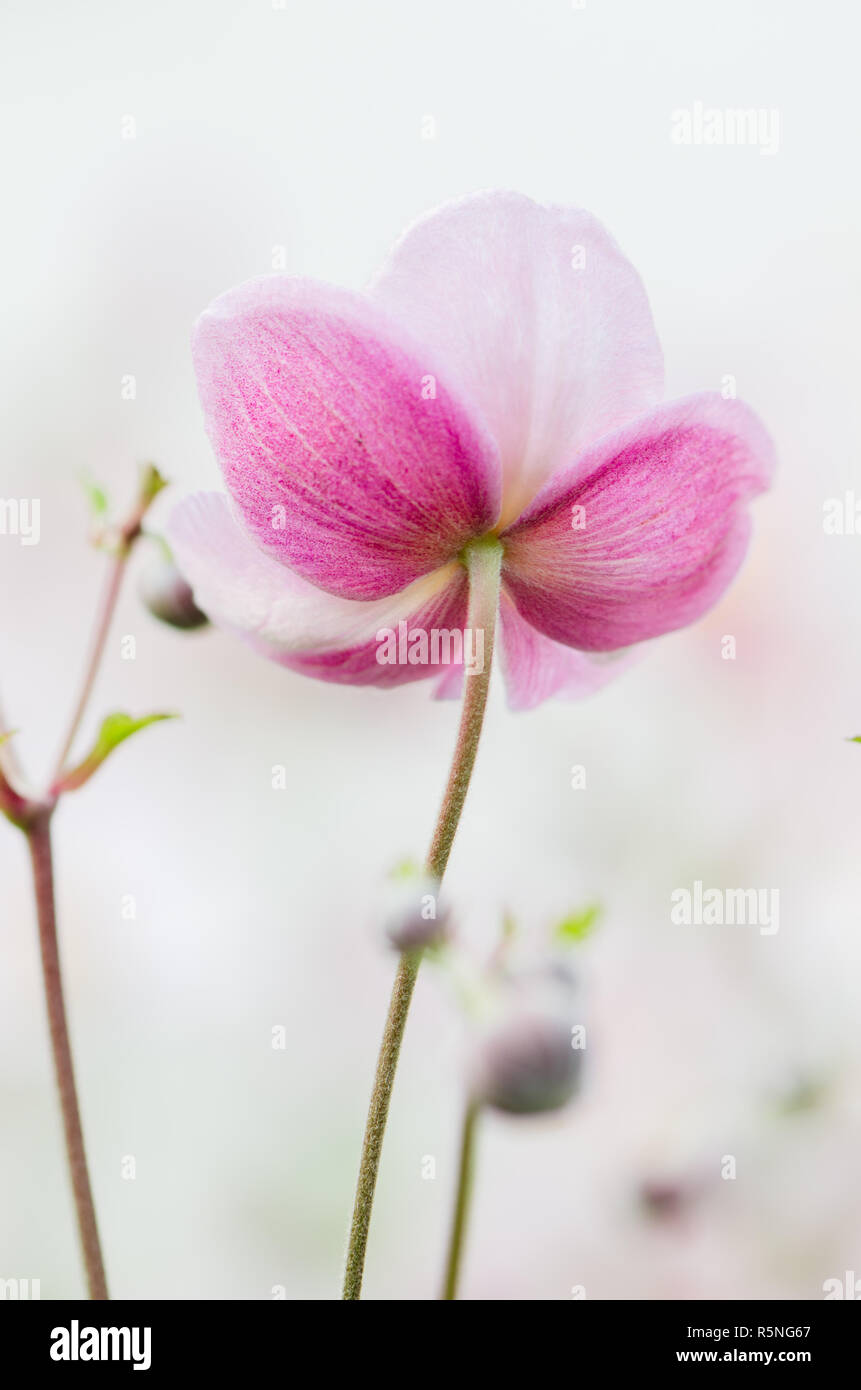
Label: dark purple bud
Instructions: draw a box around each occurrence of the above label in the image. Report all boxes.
[472,1003,583,1116]
[139,552,208,630]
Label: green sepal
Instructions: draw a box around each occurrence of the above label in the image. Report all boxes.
[138,462,169,506]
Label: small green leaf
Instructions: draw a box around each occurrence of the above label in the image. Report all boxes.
[847,736,861,743]
[59,711,177,792]
[553,903,602,945]
[0,729,16,747]
[80,474,109,519]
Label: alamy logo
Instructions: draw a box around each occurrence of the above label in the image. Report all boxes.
[0,1277,40,1299]
[670,880,779,935]
[376,622,485,675]
[671,102,780,156]
[0,498,40,546]
[823,1271,861,1299]
[823,493,861,535]
[50,1320,151,1371]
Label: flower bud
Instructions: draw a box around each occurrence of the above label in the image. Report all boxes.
[639,1178,690,1221]
[139,551,208,630]
[470,964,583,1115]
[382,873,451,951]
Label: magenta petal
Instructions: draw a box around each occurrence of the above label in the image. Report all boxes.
[371,191,664,525]
[167,491,469,688]
[498,593,638,710]
[267,570,469,687]
[501,394,775,652]
[193,277,501,601]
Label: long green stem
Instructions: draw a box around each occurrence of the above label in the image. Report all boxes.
[52,552,128,782]
[27,811,108,1299]
[342,537,503,1300]
[441,1101,480,1300]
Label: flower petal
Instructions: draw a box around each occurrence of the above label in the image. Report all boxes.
[193,276,501,601]
[498,593,637,711]
[501,394,775,652]
[432,663,465,701]
[370,191,663,525]
[167,492,469,687]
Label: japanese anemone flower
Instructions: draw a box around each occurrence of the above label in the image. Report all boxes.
[168,191,774,710]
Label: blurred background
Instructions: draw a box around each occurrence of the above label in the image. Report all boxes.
[1,0,859,1300]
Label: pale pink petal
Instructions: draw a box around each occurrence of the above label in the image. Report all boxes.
[167,492,468,687]
[501,394,775,652]
[193,277,501,601]
[432,663,465,701]
[498,593,638,711]
[370,191,663,526]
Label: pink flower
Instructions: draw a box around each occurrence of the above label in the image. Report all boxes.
[169,192,774,710]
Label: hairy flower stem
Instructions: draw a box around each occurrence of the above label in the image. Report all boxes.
[341,536,504,1301]
[52,553,128,782]
[441,1100,480,1300]
[52,462,164,785]
[27,810,108,1299]
[2,469,164,1300]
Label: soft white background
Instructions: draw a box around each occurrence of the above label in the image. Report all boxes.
[1,0,859,1299]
